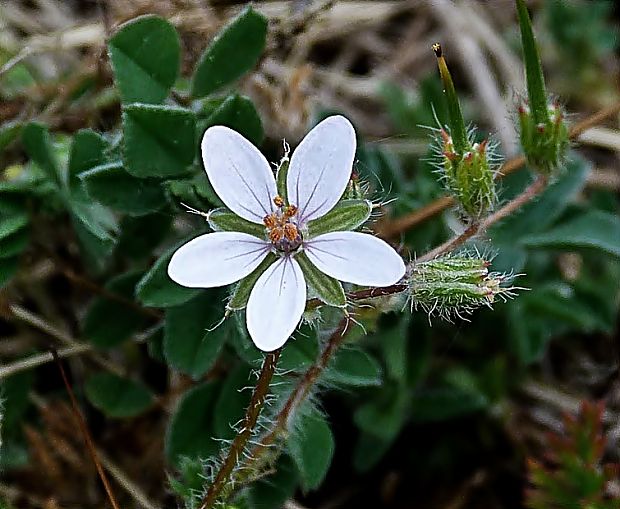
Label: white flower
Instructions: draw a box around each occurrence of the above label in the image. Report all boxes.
[168,116,405,352]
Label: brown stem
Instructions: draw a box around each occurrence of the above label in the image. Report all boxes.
[200,349,281,509]
[245,318,349,460]
[378,100,620,239]
[417,222,480,263]
[51,349,121,509]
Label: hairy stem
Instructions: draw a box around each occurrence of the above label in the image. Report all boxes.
[200,349,281,509]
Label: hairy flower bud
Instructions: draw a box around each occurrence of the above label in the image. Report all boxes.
[518,99,569,175]
[408,255,517,320]
[432,44,499,220]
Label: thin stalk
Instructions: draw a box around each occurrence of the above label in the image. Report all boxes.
[200,349,281,509]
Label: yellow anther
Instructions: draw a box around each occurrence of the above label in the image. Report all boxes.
[273,195,285,207]
[263,214,278,228]
[284,204,298,218]
[283,223,298,241]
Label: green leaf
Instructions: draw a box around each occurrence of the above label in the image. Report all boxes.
[116,213,172,260]
[516,0,549,124]
[84,372,153,418]
[325,348,382,387]
[228,253,276,310]
[0,228,28,259]
[354,384,408,440]
[521,210,620,258]
[411,386,488,422]
[200,94,264,146]
[491,155,589,241]
[80,162,166,216]
[380,317,409,382]
[0,120,23,152]
[248,455,299,509]
[191,6,268,98]
[164,291,228,378]
[287,408,334,491]
[306,199,373,238]
[21,122,61,187]
[0,256,19,288]
[213,364,252,439]
[0,214,28,240]
[207,207,266,238]
[296,252,345,307]
[165,382,219,465]
[135,238,203,307]
[68,129,107,185]
[279,325,319,372]
[123,103,196,178]
[83,270,149,348]
[70,196,119,241]
[108,15,180,104]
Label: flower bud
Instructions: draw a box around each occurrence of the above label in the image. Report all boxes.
[432,44,499,220]
[408,255,517,320]
[518,98,569,175]
[515,0,569,175]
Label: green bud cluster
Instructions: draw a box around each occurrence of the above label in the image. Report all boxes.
[432,44,499,221]
[408,255,517,320]
[518,99,569,175]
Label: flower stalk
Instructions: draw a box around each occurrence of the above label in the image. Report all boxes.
[200,349,281,509]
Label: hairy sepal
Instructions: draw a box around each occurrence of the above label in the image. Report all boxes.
[297,252,346,308]
[208,207,266,238]
[306,199,372,238]
[227,253,277,310]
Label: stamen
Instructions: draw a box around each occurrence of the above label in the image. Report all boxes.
[283,223,298,241]
[284,205,298,218]
[263,214,278,228]
[273,195,285,207]
[269,227,284,243]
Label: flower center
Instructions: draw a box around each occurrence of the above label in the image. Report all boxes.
[263,196,302,253]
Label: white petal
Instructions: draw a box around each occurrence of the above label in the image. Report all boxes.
[287,115,356,224]
[202,126,277,224]
[168,232,271,288]
[304,232,405,286]
[246,257,306,352]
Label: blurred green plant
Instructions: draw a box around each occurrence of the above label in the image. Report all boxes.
[526,401,620,509]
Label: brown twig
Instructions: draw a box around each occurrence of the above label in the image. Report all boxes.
[377,100,620,239]
[51,349,121,509]
[201,349,282,509]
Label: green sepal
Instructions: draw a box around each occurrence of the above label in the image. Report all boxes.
[515,0,549,125]
[296,252,346,308]
[306,199,372,238]
[207,208,266,238]
[227,253,276,310]
[276,159,289,203]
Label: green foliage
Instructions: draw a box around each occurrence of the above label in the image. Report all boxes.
[191,7,268,98]
[84,373,154,418]
[108,15,180,104]
[287,408,335,491]
[165,382,220,466]
[163,291,229,378]
[122,104,196,178]
[83,270,149,348]
[522,210,620,258]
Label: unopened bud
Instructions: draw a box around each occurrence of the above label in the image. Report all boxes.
[408,255,517,320]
